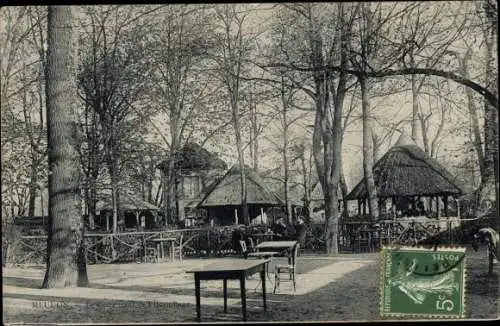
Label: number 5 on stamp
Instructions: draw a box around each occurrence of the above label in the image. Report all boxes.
[379,246,466,319]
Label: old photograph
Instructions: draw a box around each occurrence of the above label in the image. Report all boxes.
[1,2,498,323]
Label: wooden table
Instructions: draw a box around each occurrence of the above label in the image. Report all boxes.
[254,240,298,264]
[255,240,297,253]
[152,238,176,261]
[253,232,274,244]
[186,259,270,322]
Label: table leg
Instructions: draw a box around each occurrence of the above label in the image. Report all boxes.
[195,275,201,322]
[260,269,267,311]
[240,273,247,321]
[223,278,228,313]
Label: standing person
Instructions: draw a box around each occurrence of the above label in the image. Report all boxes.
[272,217,287,240]
[416,201,425,216]
[473,227,499,275]
[232,226,244,254]
[295,217,307,249]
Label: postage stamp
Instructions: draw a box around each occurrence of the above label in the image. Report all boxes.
[380,246,467,319]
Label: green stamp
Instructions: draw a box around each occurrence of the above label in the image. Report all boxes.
[380,246,466,319]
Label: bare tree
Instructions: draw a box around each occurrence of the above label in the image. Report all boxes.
[477,0,498,211]
[149,5,216,225]
[1,7,48,219]
[78,6,154,234]
[211,5,254,225]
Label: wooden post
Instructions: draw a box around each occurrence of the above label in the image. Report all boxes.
[391,197,396,220]
[437,196,441,219]
[443,195,448,217]
[106,212,110,232]
[363,199,367,216]
[358,199,362,216]
[261,207,264,224]
[234,209,238,225]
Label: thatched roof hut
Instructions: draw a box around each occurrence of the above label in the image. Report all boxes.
[198,164,285,207]
[346,133,464,201]
[95,193,161,230]
[157,142,227,173]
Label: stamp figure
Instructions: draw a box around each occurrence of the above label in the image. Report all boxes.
[380,246,466,319]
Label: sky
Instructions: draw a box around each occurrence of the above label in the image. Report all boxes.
[138,2,488,191]
[3,2,493,217]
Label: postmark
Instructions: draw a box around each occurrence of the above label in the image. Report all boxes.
[380,245,466,319]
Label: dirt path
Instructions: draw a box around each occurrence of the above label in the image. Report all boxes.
[3,249,497,323]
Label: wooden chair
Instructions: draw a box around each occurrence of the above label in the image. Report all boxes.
[273,243,300,294]
[355,228,373,253]
[143,240,158,263]
[172,234,184,264]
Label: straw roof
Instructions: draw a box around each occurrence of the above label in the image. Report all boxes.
[157,142,227,172]
[197,164,285,207]
[345,133,464,200]
[97,193,160,211]
[311,180,342,201]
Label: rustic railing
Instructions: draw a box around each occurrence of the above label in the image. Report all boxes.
[11,217,480,265]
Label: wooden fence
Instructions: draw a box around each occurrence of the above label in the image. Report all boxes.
[10,217,479,265]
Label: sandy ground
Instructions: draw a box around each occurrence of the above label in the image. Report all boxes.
[3,247,498,323]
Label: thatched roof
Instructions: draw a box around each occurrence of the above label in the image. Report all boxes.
[197,164,285,207]
[157,142,227,172]
[97,193,160,211]
[311,181,342,201]
[345,133,464,200]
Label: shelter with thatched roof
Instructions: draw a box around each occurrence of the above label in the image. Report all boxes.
[157,142,227,173]
[345,133,464,219]
[96,193,160,231]
[197,164,285,226]
[157,143,227,226]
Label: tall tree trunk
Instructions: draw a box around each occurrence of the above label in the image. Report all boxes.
[419,112,431,155]
[108,158,120,235]
[410,72,419,143]
[360,77,379,220]
[166,158,177,226]
[298,144,312,223]
[460,50,485,182]
[147,159,154,203]
[249,92,259,172]
[42,6,88,288]
[479,20,498,213]
[168,107,181,225]
[339,155,349,219]
[161,169,169,225]
[28,162,37,217]
[232,101,249,225]
[281,75,290,222]
[87,172,97,231]
[325,79,344,256]
[309,2,348,255]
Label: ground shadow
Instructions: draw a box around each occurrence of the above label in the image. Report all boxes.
[3,277,43,289]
